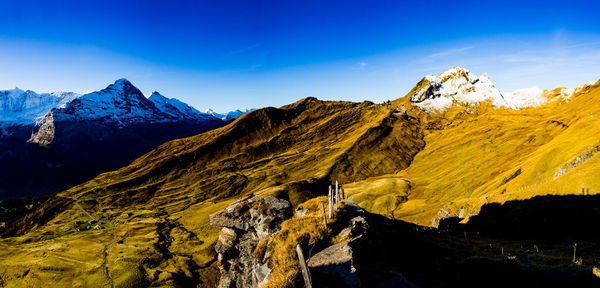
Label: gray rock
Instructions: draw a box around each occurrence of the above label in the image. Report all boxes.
[307,238,363,288]
[211,195,293,288]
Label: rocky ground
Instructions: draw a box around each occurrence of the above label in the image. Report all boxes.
[209,194,600,288]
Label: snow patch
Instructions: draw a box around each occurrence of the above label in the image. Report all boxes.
[409,67,589,112]
[410,67,508,112]
[502,87,545,108]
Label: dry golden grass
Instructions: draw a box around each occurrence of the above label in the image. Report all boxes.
[263,197,332,288]
[353,81,600,226]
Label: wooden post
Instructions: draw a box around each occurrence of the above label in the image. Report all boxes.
[335,180,339,210]
[320,202,327,228]
[296,244,312,288]
[573,243,577,263]
[328,186,333,219]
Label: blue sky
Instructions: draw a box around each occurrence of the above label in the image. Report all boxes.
[1,0,599,112]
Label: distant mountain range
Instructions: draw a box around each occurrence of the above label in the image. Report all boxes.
[0,79,251,200]
[205,108,255,121]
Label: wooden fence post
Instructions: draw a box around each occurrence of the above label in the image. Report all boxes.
[335,180,339,210]
[328,185,333,219]
[320,202,327,228]
[296,244,312,288]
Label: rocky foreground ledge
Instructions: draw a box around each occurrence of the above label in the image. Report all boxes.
[210,195,293,287]
[210,195,370,288]
[210,194,600,288]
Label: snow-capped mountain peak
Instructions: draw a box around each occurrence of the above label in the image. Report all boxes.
[110,78,133,89]
[148,91,215,120]
[410,67,507,112]
[205,108,225,119]
[1,78,250,128]
[52,79,159,123]
[205,108,254,121]
[407,67,588,113]
[0,87,81,124]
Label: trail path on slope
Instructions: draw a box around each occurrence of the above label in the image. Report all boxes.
[56,195,96,222]
[56,194,114,287]
[584,112,599,120]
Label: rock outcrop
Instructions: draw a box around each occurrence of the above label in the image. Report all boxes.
[210,195,293,288]
[307,201,368,288]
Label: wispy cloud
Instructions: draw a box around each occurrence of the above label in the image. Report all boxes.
[352,61,368,70]
[426,46,475,59]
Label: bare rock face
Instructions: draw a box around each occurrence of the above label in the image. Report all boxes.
[307,212,368,288]
[307,240,362,287]
[210,195,293,288]
[28,111,55,146]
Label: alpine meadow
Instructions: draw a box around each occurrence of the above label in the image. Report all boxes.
[1,1,600,288]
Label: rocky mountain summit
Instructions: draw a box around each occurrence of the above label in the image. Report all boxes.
[0,79,252,199]
[408,67,575,112]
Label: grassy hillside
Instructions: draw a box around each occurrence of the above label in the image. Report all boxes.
[2,80,600,286]
[0,97,426,286]
[347,80,600,226]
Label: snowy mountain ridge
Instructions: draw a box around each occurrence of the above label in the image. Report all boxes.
[50,78,172,124]
[0,88,81,124]
[148,91,214,121]
[205,108,255,121]
[0,78,252,127]
[408,67,577,112]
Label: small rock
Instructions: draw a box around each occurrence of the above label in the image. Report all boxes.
[215,227,238,257]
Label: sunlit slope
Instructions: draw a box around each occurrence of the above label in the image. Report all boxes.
[347,81,600,226]
[51,97,424,210]
[4,80,600,286]
[0,97,426,286]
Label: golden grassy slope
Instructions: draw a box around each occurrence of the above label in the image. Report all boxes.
[0,97,425,287]
[346,81,600,226]
[3,80,600,286]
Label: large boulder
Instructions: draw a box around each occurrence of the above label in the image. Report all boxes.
[210,195,293,288]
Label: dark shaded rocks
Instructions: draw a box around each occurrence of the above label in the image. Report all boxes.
[210,195,293,288]
[307,238,362,287]
[307,200,369,288]
[27,111,55,146]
